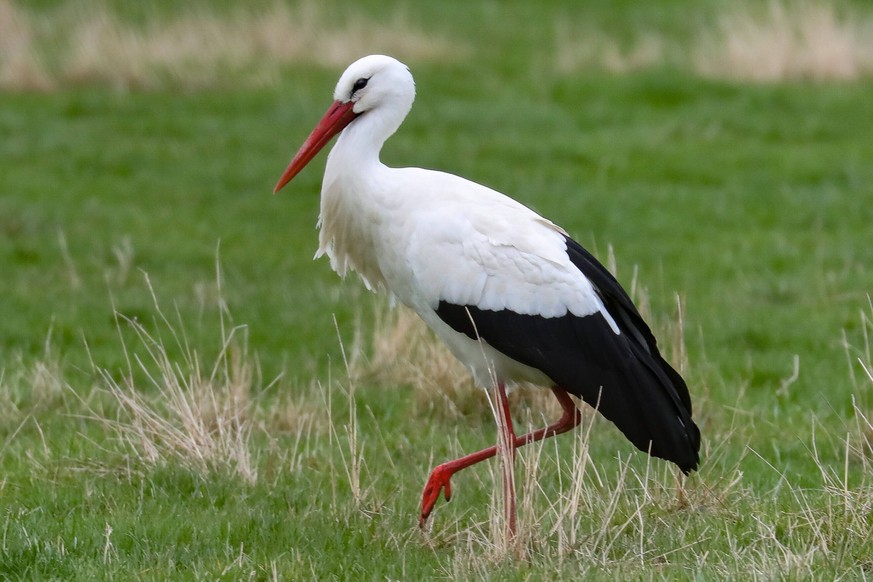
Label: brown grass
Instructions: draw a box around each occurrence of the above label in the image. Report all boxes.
[553,1,873,82]
[7,0,873,91]
[0,266,325,486]
[694,1,873,82]
[0,0,463,91]
[362,305,478,417]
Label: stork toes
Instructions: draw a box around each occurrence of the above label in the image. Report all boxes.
[419,464,455,527]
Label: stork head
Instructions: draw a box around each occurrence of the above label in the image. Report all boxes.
[274,55,415,193]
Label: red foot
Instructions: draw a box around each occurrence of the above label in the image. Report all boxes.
[419,464,454,527]
[417,387,580,530]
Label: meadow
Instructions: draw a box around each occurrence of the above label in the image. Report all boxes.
[1,0,873,578]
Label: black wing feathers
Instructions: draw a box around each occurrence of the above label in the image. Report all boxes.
[563,238,694,413]
[435,235,700,473]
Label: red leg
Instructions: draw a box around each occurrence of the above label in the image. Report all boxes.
[419,386,582,528]
[515,387,582,446]
[495,383,517,539]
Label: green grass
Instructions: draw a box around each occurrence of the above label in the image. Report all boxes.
[2,0,873,578]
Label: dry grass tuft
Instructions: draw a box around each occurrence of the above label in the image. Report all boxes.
[363,305,478,417]
[91,275,258,484]
[0,0,463,91]
[694,1,873,82]
[0,328,67,427]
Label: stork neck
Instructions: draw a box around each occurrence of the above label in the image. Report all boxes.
[330,99,410,177]
[331,125,384,173]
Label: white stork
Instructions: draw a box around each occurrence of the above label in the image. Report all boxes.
[273,55,700,534]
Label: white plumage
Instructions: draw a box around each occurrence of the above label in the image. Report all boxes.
[273,55,699,533]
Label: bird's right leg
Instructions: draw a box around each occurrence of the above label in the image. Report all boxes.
[515,387,582,447]
[419,386,582,528]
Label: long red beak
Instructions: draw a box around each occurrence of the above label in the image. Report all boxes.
[273,100,359,193]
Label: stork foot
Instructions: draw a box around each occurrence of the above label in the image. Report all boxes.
[419,464,454,527]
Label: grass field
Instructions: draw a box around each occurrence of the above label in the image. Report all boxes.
[2,0,873,578]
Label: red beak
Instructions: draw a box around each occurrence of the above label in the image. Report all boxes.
[273,100,359,193]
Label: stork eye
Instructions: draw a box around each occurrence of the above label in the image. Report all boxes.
[351,77,369,96]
